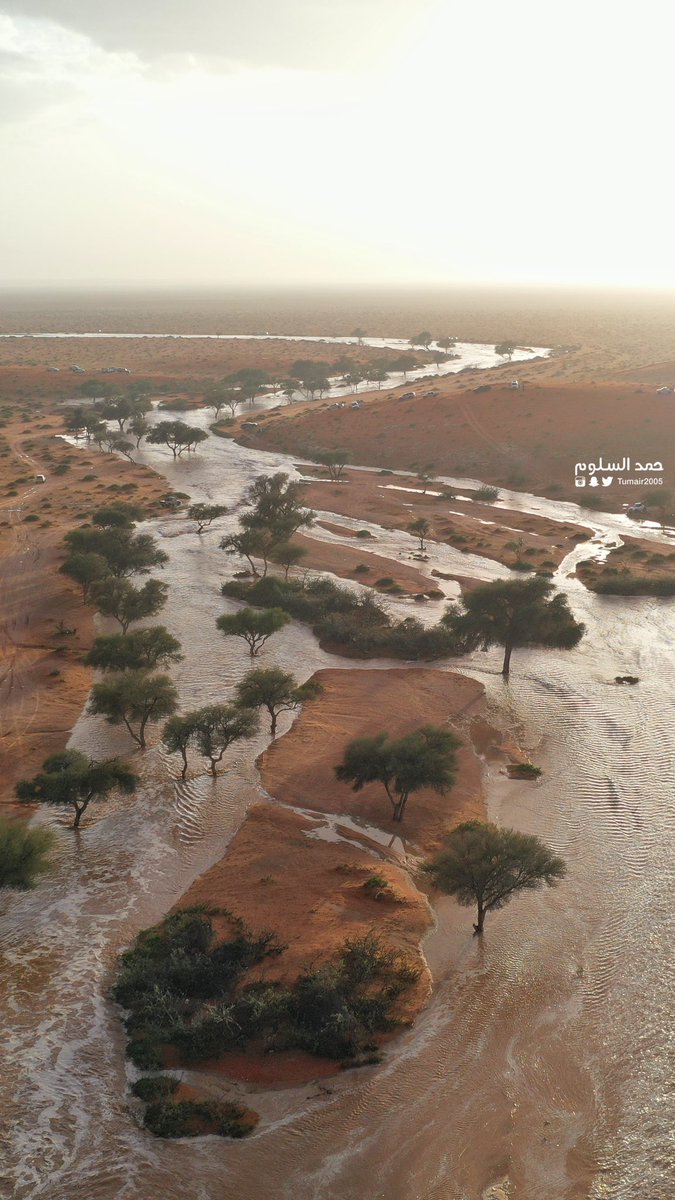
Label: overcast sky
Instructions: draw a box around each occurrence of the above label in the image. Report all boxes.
[2,0,674,288]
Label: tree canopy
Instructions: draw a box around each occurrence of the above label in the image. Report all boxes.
[85,626,183,671]
[91,577,169,632]
[423,820,566,933]
[64,525,168,577]
[216,606,290,656]
[235,667,322,735]
[146,420,209,457]
[443,576,585,676]
[0,819,54,888]
[16,750,138,828]
[188,704,259,775]
[59,551,109,601]
[88,671,178,748]
[409,517,431,551]
[188,503,228,534]
[335,725,460,822]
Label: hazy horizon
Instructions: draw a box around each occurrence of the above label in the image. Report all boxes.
[3,1,675,291]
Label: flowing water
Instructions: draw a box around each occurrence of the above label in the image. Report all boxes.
[1,396,673,1200]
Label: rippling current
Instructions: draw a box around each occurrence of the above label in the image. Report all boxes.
[1,399,673,1200]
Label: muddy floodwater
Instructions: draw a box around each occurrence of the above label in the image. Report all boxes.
[1,398,673,1200]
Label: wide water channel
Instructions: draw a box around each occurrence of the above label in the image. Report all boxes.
[1,388,673,1200]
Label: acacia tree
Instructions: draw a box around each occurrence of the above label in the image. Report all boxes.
[129,414,150,448]
[16,750,138,829]
[216,607,290,656]
[223,368,271,406]
[272,541,308,579]
[410,331,433,348]
[315,449,350,482]
[146,420,208,458]
[438,336,456,354]
[91,577,169,632]
[443,576,585,677]
[189,704,259,775]
[59,551,109,601]
[495,342,516,359]
[221,528,276,577]
[0,819,54,888]
[423,820,567,934]
[85,627,183,671]
[64,526,168,577]
[88,671,178,749]
[242,472,315,543]
[409,517,431,552]
[162,712,200,779]
[236,667,323,736]
[188,503,228,534]
[335,725,460,822]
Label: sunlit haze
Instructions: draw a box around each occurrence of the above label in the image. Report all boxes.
[2,0,674,288]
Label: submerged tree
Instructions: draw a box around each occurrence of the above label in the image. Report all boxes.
[0,819,54,888]
[188,503,228,535]
[236,667,323,736]
[409,517,431,552]
[216,607,290,656]
[88,671,178,749]
[161,712,200,779]
[16,751,138,829]
[443,576,585,677]
[189,704,259,775]
[423,820,566,934]
[335,725,460,822]
[146,420,208,458]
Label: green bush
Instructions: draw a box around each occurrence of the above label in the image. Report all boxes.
[143,1098,253,1139]
[221,576,466,661]
[131,1075,179,1103]
[473,485,499,502]
[115,913,419,1071]
[0,819,54,889]
[592,574,675,597]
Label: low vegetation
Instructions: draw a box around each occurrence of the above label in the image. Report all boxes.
[221,575,466,660]
[0,818,54,888]
[113,908,420,1069]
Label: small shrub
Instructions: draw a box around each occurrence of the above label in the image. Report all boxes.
[143,1098,254,1139]
[131,1075,179,1103]
[473,485,499,502]
[353,564,370,574]
[363,874,389,894]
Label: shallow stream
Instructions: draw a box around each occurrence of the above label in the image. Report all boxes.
[1,390,673,1200]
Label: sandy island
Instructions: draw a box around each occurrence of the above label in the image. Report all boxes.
[174,667,487,1084]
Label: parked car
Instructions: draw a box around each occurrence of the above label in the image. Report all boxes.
[35,473,46,483]
[47,367,60,373]
[400,391,416,400]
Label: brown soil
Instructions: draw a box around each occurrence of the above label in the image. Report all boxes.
[291,529,436,595]
[0,409,167,805]
[238,380,674,512]
[175,667,487,1084]
[290,467,592,574]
